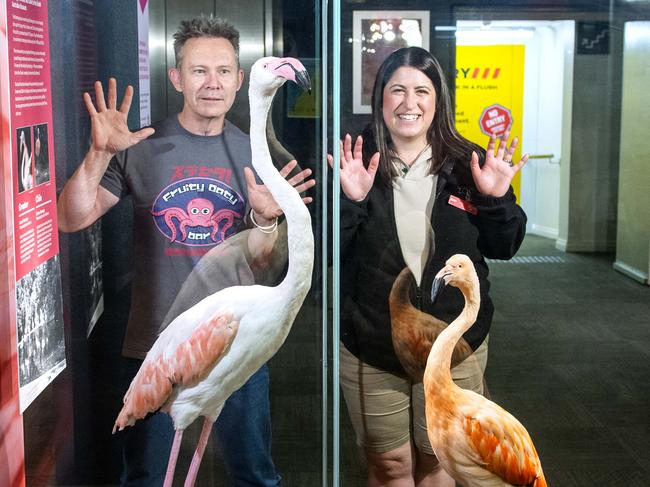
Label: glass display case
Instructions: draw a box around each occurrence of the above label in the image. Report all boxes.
[1,0,649,486]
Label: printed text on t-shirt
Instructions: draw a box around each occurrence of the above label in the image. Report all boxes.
[170,165,232,183]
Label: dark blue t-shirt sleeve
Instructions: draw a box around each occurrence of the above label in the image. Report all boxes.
[100,152,129,199]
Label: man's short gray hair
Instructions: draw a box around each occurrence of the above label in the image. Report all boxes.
[173,15,240,67]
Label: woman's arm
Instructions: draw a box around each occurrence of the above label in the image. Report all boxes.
[472,188,527,259]
[467,132,528,259]
[328,134,379,254]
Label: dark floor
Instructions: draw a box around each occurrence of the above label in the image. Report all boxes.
[272,234,650,486]
[45,234,650,486]
[482,235,650,486]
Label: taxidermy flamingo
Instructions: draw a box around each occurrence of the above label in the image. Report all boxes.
[113,57,313,487]
[157,220,289,335]
[389,266,472,382]
[423,254,547,487]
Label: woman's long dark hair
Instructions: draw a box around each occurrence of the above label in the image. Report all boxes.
[362,47,484,187]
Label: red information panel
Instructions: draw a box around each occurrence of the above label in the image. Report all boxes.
[3,0,65,416]
[1,2,26,485]
[7,0,59,279]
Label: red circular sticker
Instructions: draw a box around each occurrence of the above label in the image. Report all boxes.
[478,104,513,137]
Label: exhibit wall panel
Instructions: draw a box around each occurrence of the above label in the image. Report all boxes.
[0,2,26,486]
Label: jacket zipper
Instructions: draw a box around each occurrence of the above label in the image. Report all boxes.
[391,160,453,312]
[421,162,452,307]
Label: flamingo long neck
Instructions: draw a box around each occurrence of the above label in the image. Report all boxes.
[424,279,480,391]
[249,89,314,301]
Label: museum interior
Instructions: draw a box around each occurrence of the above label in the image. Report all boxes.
[1,0,649,486]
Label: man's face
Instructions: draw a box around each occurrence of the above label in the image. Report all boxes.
[169,37,244,125]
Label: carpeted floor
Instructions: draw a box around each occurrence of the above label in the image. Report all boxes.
[272,234,650,486]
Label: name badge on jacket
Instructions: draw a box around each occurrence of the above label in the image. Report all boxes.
[448,194,477,215]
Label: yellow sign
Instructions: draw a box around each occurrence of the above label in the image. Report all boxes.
[455,44,525,198]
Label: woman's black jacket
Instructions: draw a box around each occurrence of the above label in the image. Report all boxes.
[339,159,527,376]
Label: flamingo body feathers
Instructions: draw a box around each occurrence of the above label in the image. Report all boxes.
[113,57,313,439]
[427,388,547,487]
[114,308,238,432]
[423,255,547,487]
[389,266,473,382]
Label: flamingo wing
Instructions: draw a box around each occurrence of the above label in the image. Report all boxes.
[460,402,545,486]
[157,221,288,336]
[113,310,238,432]
[390,267,475,382]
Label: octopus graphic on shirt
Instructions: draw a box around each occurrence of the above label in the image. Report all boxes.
[151,177,244,246]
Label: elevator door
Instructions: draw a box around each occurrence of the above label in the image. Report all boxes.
[148,0,271,131]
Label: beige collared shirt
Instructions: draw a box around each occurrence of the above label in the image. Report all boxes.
[392,146,437,286]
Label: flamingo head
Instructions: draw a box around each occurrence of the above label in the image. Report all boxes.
[249,57,311,95]
[431,254,478,303]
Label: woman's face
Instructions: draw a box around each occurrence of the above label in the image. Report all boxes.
[382,66,436,148]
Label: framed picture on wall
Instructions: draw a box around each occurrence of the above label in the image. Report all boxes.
[352,10,430,114]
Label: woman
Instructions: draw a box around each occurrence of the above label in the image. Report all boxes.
[330,47,527,486]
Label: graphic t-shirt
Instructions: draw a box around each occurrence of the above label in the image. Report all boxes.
[100,115,251,358]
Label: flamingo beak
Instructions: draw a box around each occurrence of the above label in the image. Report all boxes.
[431,268,451,304]
[269,58,311,93]
[295,69,311,93]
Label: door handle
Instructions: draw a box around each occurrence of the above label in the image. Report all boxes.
[527,154,560,165]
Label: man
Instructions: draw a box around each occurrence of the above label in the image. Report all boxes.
[57,15,314,486]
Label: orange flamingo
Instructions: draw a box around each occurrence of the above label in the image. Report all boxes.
[423,254,547,487]
[112,57,313,487]
[389,266,472,382]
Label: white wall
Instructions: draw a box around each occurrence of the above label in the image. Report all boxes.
[614,21,650,284]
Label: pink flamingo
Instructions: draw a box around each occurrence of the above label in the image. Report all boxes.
[389,266,473,382]
[113,57,313,487]
[423,254,548,486]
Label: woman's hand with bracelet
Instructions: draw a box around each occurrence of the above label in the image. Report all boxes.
[249,209,278,234]
[244,159,316,229]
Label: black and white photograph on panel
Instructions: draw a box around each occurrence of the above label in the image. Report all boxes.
[86,221,104,337]
[16,254,66,412]
[33,123,50,186]
[16,125,34,193]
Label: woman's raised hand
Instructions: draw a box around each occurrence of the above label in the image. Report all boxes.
[327,134,380,202]
[83,78,155,155]
[244,159,315,221]
[470,131,528,198]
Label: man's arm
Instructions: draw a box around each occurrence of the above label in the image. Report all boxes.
[57,77,154,233]
[57,148,119,232]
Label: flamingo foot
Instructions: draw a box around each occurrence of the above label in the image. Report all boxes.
[163,429,184,487]
[183,417,215,487]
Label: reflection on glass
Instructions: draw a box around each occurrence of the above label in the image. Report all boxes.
[338,3,650,487]
[6,1,650,486]
[352,10,430,114]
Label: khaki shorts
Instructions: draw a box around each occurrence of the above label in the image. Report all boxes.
[339,337,489,454]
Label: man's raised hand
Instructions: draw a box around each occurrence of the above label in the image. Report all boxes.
[83,78,154,155]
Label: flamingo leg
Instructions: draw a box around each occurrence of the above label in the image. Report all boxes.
[163,429,184,487]
[183,417,215,487]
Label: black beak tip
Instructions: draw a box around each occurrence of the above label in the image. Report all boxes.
[430,277,444,304]
[296,69,311,92]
